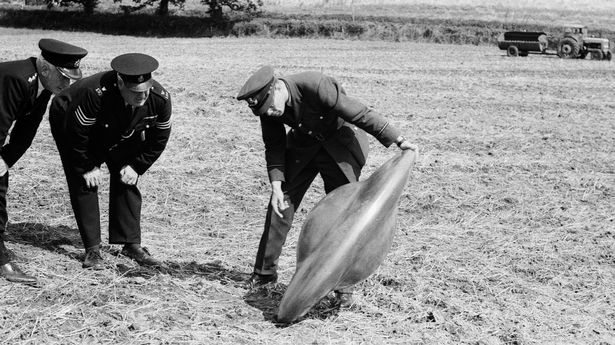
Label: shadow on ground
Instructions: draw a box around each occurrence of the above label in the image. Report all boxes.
[243,283,343,325]
[7,221,345,324]
[115,259,250,287]
[6,221,83,262]
[5,222,249,286]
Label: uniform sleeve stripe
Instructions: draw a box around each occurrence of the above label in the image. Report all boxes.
[75,106,96,126]
[76,106,95,122]
[155,119,172,129]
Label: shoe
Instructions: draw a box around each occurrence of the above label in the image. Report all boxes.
[335,291,354,308]
[83,246,105,270]
[246,272,278,287]
[0,262,38,285]
[121,244,162,267]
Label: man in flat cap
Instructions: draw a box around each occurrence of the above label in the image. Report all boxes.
[0,38,87,285]
[237,66,417,307]
[49,53,172,270]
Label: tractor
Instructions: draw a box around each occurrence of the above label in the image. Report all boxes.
[558,25,612,60]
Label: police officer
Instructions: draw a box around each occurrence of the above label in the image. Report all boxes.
[237,66,417,307]
[0,39,87,285]
[49,53,172,270]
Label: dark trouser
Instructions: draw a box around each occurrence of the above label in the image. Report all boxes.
[253,148,360,280]
[50,118,142,250]
[0,172,10,265]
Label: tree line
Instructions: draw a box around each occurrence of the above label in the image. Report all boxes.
[45,0,262,17]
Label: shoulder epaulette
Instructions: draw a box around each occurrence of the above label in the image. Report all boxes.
[151,85,170,101]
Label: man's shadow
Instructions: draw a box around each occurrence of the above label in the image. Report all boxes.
[5,222,248,286]
[6,221,84,261]
[6,222,343,324]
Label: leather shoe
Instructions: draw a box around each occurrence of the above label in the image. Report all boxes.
[1,262,38,285]
[121,244,162,267]
[335,291,354,308]
[83,246,105,270]
[246,272,278,287]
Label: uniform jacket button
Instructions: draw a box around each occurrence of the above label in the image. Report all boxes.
[319,116,323,120]
[104,124,109,128]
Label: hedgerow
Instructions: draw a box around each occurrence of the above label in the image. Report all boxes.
[0,6,614,44]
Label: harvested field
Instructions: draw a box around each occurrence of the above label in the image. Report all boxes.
[261,0,615,29]
[0,27,614,344]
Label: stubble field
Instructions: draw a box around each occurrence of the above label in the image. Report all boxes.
[0,27,614,344]
[260,0,615,30]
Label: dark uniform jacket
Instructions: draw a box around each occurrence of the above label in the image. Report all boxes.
[0,58,51,167]
[261,72,401,183]
[50,71,172,175]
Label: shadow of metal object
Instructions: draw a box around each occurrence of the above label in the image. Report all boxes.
[243,283,342,326]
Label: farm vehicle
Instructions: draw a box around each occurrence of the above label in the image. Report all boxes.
[497,25,613,61]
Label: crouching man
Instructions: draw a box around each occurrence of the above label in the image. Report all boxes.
[0,38,87,284]
[237,66,417,307]
[49,53,172,270]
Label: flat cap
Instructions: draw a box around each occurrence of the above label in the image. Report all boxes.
[237,65,276,116]
[111,53,159,92]
[38,38,88,80]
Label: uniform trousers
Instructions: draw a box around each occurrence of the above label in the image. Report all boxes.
[49,117,142,249]
[254,147,362,278]
[0,173,10,265]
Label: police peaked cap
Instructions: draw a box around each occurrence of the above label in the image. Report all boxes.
[38,38,88,79]
[111,53,159,92]
[237,65,277,116]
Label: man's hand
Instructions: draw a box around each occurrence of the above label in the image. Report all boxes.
[270,180,289,218]
[120,165,139,185]
[395,135,419,152]
[399,140,419,152]
[83,167,103,188]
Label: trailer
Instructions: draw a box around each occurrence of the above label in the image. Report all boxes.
[497,31,550,57]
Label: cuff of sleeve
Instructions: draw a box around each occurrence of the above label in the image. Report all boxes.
[376,123,402,148]
[75,163,96,175]
[129,161,148,175]
[268,168,285,183]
